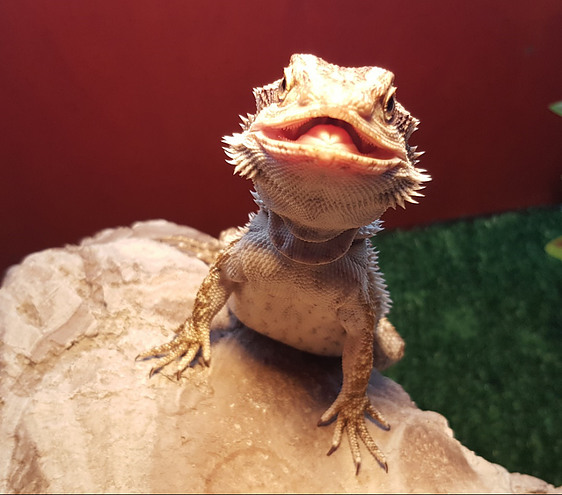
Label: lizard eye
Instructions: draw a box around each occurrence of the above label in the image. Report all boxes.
[384,88,397,123]
[279,68,291,95]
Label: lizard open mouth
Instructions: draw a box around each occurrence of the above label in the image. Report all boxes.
[260,117,398,161]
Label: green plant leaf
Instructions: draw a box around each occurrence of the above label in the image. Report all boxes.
[545,236,562,261]
[549,101,562,117]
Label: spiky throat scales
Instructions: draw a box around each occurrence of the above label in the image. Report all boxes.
[224,53,430,239]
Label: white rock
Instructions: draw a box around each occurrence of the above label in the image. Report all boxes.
[0,220,557,493]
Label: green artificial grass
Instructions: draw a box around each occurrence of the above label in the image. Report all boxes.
[376,206,562,486]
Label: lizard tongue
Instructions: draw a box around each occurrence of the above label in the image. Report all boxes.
[295,124,360,154]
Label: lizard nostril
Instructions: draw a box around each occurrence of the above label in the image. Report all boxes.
[355,97,375,120]
[298,93,311,106]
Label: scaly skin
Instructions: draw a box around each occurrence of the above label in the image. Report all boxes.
[137,54,430,473]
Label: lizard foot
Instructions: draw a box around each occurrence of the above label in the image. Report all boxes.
[135,319,211,379]
[318,394,390,474]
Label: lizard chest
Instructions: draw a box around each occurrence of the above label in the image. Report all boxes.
[224,235,366,356]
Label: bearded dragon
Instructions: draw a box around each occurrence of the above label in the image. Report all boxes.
[137,54,429,473]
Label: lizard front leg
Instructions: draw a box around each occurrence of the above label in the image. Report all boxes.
[319,302,389,474]
[136,248,235,378]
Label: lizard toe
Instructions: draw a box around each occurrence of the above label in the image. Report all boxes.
[320,393,389,474]
[137,320,210,378]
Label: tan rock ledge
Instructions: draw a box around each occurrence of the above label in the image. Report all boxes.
[0,220,558,494]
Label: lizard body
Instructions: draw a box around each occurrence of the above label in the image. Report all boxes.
[138,54,430,473]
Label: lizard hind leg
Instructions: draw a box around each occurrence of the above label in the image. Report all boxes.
[373,317,405,371]
[159,225,247,265]
[158,235,224,265]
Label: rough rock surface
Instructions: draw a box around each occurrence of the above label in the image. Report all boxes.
[0,220,557,494]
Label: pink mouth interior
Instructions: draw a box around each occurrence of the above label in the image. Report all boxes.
[263,117,397,160]
[295,124,359,153]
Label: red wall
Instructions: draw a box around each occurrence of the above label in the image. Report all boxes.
[1,0,561,275]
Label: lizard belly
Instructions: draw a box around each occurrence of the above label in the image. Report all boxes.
[228,286,346,356]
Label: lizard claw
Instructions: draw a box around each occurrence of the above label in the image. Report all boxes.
[136,319,211,378]
[319,394,389,474]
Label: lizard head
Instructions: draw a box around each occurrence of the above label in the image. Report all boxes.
[224,54,430,241]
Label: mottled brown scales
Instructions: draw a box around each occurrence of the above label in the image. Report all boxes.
[137,54,430,473]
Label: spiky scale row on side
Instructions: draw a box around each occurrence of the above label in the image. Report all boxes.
[139,54,430,474]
